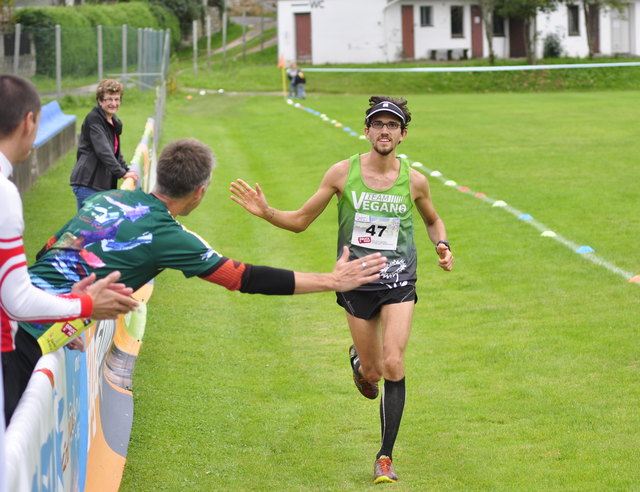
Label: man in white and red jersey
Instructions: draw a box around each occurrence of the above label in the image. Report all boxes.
[0,75,139,427]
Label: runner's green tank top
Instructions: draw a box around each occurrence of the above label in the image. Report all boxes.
[337,154,417,291]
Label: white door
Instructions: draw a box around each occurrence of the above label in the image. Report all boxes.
[611,6,630,53]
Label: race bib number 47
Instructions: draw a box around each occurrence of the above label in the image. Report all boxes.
[351,213,400,250]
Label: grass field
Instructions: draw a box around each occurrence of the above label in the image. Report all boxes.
[22,88,639,490]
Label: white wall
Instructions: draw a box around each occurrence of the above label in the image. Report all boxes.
[536,6,589,58]
[312,0,391,64]
[414,3,473,59]
[278,0,394,65]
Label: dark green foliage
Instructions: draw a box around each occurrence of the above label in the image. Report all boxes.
[543,33,563,58]
[148,3,181,48]
[15,2,180,78]
[151,0,204,37]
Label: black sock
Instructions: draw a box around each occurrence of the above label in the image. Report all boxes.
[377,377,406,461]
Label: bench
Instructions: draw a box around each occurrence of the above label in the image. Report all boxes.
[33,100,76,147]
[12,100,77,195]
[430,48,469,61]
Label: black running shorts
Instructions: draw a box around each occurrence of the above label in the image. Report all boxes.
[336,284,417,320]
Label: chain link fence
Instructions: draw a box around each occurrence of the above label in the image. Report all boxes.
[1,23,170,96]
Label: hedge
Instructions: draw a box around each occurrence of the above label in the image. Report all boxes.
[15,2,179,78]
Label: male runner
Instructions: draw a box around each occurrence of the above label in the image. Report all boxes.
[231,96,454,483]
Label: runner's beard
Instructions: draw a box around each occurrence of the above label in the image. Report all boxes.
[372,141,394,156]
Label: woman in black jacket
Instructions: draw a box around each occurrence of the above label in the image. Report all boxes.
[70,79,138,209]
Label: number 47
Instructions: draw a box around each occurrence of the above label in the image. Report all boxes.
[366,225,386,237]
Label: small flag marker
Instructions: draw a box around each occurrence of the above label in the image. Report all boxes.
[444,180,457,187]
[629,275,640,283]
[458,186,470,192]
[474,192,486,198]
[430,171,442,177]
[519,214,533,220]
[541,231,557,237]
[492,200,507,207]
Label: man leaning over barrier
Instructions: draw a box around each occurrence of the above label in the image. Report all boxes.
[0,75,138,425]
[10,138,387,409]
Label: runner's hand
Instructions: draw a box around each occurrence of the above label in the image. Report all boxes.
[230,178,270,218]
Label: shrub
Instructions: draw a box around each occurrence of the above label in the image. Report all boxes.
[543,32,563,58]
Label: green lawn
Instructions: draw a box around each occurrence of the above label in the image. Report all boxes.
[22,89,640,491]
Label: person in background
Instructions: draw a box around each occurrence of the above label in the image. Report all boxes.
[286,62,299,98]
[295,69,307,99]
[69,79,138,210]
[0,75,138,424]
[231,96,454,484]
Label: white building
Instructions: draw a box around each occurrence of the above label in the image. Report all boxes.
[277,0,640,64]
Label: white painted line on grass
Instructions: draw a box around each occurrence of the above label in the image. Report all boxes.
[407,160,638,284]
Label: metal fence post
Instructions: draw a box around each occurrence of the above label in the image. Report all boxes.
[55,24,62,98]
[97,25,103,82]
[13,23,21,75]
[222,9,227,64]
[193,20,198,76]
[122,24,128,86]
[137,28,143,89]
[206,15,211,70]
[242,8,246,60]
[160,29,170,79]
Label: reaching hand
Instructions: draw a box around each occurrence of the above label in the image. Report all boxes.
[436,244,454,271]
[72,271,139,319]
[65,336,85,352]
[332,246,387,292]
[230,179,270,219]
[124,169,139,185]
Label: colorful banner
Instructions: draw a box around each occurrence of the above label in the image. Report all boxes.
[4,118,156,492]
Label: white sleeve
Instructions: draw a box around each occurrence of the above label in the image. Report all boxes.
[0,178,89,322]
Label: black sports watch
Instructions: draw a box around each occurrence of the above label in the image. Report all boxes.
[435,240,450,252]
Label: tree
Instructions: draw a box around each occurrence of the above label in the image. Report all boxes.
[576,0,628,58]
[478,0,498,64]
[496,0,558,64]
[1,0,14,24]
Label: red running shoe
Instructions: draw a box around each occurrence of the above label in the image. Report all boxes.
[349,344,378,399]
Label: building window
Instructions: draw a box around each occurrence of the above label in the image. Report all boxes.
[451,6,464,37]
[492,12,505,37]
[568,5,580,35]
[420,6,433,27]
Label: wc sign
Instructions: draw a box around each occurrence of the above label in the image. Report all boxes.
[310,0,325,8]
